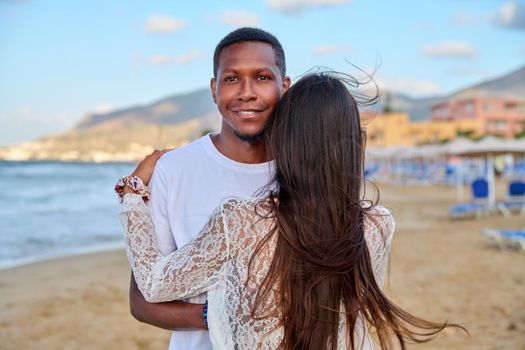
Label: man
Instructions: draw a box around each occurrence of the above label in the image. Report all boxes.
[129,27,291,350]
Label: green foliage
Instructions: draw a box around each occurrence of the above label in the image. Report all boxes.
[382,92,394,114]
[514,130,525,139]
[470,135,485,141]
[456,130,473,138]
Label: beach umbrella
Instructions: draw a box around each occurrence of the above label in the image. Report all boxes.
[442,138,476,202]
[444,137,475,155]
[447,137,525,207]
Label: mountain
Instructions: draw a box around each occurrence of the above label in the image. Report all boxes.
[75,89,218,130]
[1,65,523,161]
[379,65,525,121]
[0,89,222,162]
[452,65,525,100]
[373,93,442,122]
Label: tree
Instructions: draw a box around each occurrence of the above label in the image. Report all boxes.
[382,92,394,114]
[514,130,525,139]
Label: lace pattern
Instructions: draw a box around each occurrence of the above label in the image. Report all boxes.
[120,194,395,349]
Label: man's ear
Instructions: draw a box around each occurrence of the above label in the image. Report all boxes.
[210,78,217,104]
[282,75,291,94]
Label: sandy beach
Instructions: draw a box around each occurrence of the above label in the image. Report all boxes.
[1,183,524,349]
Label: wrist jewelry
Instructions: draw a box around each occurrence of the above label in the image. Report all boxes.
[203,300,208,326]
[115,175,150,203]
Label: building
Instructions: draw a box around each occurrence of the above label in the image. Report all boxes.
[431,97,525,139]
[364,112,484,148]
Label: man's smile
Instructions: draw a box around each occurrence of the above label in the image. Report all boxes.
[231,109,265,119]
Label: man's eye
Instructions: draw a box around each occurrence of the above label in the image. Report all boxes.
[224,76,237,82]
[257,75,271,81]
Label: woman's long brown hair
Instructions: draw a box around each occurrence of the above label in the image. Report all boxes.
[250,72,462,349]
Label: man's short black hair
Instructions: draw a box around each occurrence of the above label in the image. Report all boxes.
[213,27,286,78]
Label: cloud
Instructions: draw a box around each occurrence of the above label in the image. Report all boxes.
[379,78,442,97]
[450,3,525,30]
[422,41,477,58]
[89,104,114,114]
[146,15,187,34]
[267,0,350,14]
[149,55,173,65]
[149,51,207,65]
[313,44,352,55]
[14,107,32,118]
[450,12,481,26]
[494,1,525,30]
[220,10,261,27]
[174,51,207,64]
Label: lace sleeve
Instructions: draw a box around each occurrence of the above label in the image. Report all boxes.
[364,206,395,288]
[120,194,230,303]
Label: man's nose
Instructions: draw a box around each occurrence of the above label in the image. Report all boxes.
[238,80,256,101]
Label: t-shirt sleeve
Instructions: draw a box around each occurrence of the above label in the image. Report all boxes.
[147,160,177,254]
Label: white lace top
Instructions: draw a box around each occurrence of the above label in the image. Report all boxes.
[121,194,395,350]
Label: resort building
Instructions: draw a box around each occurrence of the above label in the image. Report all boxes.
[431,97,525,139]
[364,112,484,148]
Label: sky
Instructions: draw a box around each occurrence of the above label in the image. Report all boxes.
[0,0,524,146]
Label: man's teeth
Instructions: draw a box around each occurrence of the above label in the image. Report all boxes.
[238,111,257,117]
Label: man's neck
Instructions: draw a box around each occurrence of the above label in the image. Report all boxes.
[210,132,268,164]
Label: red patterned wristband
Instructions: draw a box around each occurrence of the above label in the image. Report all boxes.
[115,175,150,203]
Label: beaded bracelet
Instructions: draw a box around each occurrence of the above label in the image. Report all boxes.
[203,300,208,326]
[115,175,150,203]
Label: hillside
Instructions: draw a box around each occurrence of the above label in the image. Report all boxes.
[0,116,221,162]
[75,89,217,130]
[1,65,523,161]
[373,65,525,120]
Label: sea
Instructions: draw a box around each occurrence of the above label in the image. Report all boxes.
[0,160,136,269]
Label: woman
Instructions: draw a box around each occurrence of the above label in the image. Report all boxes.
[120,73,452,349]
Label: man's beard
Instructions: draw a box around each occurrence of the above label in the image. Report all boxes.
[233,129,265,144]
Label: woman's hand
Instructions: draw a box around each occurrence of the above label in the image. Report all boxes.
[132,149,170,185]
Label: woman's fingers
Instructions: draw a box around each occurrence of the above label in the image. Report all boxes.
[132,149,171,185]
[147,149,170,161]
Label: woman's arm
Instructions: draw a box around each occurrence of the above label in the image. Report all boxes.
[365,206,395,288]
[120,193,230,303]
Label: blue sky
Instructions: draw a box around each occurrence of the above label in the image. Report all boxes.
[1,0,524,146]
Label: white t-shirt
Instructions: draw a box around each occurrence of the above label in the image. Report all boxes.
[147,133,274,350]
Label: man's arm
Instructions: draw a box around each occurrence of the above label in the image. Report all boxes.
[129,272,207,330]
[128,158,205,330]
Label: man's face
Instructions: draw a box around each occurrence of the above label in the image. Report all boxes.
[211,41,290,143]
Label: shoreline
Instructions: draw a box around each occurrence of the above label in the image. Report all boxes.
[0,241,125,271]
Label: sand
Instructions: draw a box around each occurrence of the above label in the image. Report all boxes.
[1,184,524,349]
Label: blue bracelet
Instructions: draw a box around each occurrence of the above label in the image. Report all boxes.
[203,300,208,326]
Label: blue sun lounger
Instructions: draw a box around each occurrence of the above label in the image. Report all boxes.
[497,181,525,217]
[481,229,525,251]
[449,179,489,219]
[449,203,486,219]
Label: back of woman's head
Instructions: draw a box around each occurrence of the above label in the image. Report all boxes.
[251,72,457,349]
[268,73,364,210]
